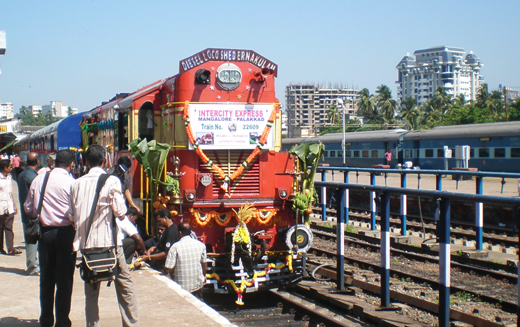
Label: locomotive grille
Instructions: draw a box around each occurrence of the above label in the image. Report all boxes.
[199,150,260,197]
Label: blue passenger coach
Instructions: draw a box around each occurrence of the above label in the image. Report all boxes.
[282,121,520,172]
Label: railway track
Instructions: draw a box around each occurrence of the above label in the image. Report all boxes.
[318,207,520,250]
[311,224,518,280]
[307,233,518,327]
[205,286,377,326]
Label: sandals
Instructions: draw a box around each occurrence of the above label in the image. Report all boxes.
[7,249,22,255]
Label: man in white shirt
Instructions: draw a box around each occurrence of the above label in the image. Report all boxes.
[117,207,145,264]
[68,144,140,327]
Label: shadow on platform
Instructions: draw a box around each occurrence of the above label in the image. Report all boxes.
[0,317,39,326]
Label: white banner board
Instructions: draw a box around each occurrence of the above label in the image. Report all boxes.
[188,103,275,150]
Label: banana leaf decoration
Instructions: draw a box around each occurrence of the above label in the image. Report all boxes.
[289,141,325,226]
[128,138,178,234]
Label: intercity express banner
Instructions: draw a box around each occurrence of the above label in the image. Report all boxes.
[187,103,275,150]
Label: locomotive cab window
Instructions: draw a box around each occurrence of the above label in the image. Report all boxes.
[138,103,155,142]
[479,148,490,158]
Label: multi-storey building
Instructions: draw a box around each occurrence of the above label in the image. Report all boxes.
[396,46,484,106]
[28,105,42,116]
[0,102,14,119]
[41,101,77,117]
[285,84,359,138]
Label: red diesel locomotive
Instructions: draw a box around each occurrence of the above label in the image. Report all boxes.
[79,48,312,303]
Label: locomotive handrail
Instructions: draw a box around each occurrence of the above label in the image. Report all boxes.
[314,180,520,327]
[316,166,520,179]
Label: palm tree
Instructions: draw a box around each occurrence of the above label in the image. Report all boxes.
[326,104,340,125]
[399,97,421,130]
[432,86,452,114]
[375,84,398,123]
[475,84,490,108]
[489,90,504,120]
[356,88,374,117]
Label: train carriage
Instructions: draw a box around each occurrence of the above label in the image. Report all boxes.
[80,49,308,302]
[283,121,520,172]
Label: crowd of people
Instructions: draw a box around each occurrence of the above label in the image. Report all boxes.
[0,145,208,327]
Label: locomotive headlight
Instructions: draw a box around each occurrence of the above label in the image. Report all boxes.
[184,190,196,202]
[277,188,289,200]
[280,190,288,199]
[216,63,241,90]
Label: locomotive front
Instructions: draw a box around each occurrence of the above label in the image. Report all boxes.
[153,49,311,303]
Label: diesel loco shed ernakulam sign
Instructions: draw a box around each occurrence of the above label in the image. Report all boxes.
[179,48,278,76]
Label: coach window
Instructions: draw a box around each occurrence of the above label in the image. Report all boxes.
[345,150,351,157]
[330,150,336,157]
[353,150,359,158]
[371,150,378,157]
[362,150,369,158]
[494,148,505,158]
[511,148,520,158]
[469,148,474,158]
[405,149,410,158]
[138,102,155,142]
[479,148,490,158]
[425,149,434,158]
[437,149,444,157]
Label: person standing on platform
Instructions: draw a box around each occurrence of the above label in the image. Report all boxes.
[11,154,21,180]
[107,156,141,214]
[139,209,179,273]
[24,150,76,327]
[38,154,55,175]
[165,222,207,300]
[0,159,19,255]
[16,152,40,275]
[384,150,392,165]
[69,144,140,327]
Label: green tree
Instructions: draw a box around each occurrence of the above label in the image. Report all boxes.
[399,97,421,130]
[326,104,340,125]
[375,84,398,123]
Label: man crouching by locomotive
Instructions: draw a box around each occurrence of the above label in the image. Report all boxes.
[68,144,140,327]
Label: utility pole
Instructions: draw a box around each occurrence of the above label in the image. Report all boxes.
[502,85,508,122]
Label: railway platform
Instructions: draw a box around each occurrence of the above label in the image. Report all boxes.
[0,184,234,327]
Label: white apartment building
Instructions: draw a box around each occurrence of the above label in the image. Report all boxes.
[41,101,77,117]
[286,84,359,138]
[28,105,42,116]
[396,46,483,106]
[0,102,14,119]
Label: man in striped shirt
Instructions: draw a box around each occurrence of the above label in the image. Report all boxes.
[69,144,139,327]
[165,222,207,300]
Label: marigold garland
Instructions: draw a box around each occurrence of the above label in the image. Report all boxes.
[205,255,294,305]
[183,100,280,193]
[189,208,279,226]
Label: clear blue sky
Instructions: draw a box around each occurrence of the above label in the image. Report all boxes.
[1,0,519,113]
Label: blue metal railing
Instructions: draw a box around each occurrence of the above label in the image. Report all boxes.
[315,180,520,327]
[318,167,520,250]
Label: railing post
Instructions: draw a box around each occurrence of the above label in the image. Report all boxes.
[434,174,442,238]
[321,170,327,222]
[344,171,349,224]
[335,187,346,291]
[380,191,391,308]
[475,177,483,250]
[438,198,451,327]
[370,173,376,230]
[400,173,407,236]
